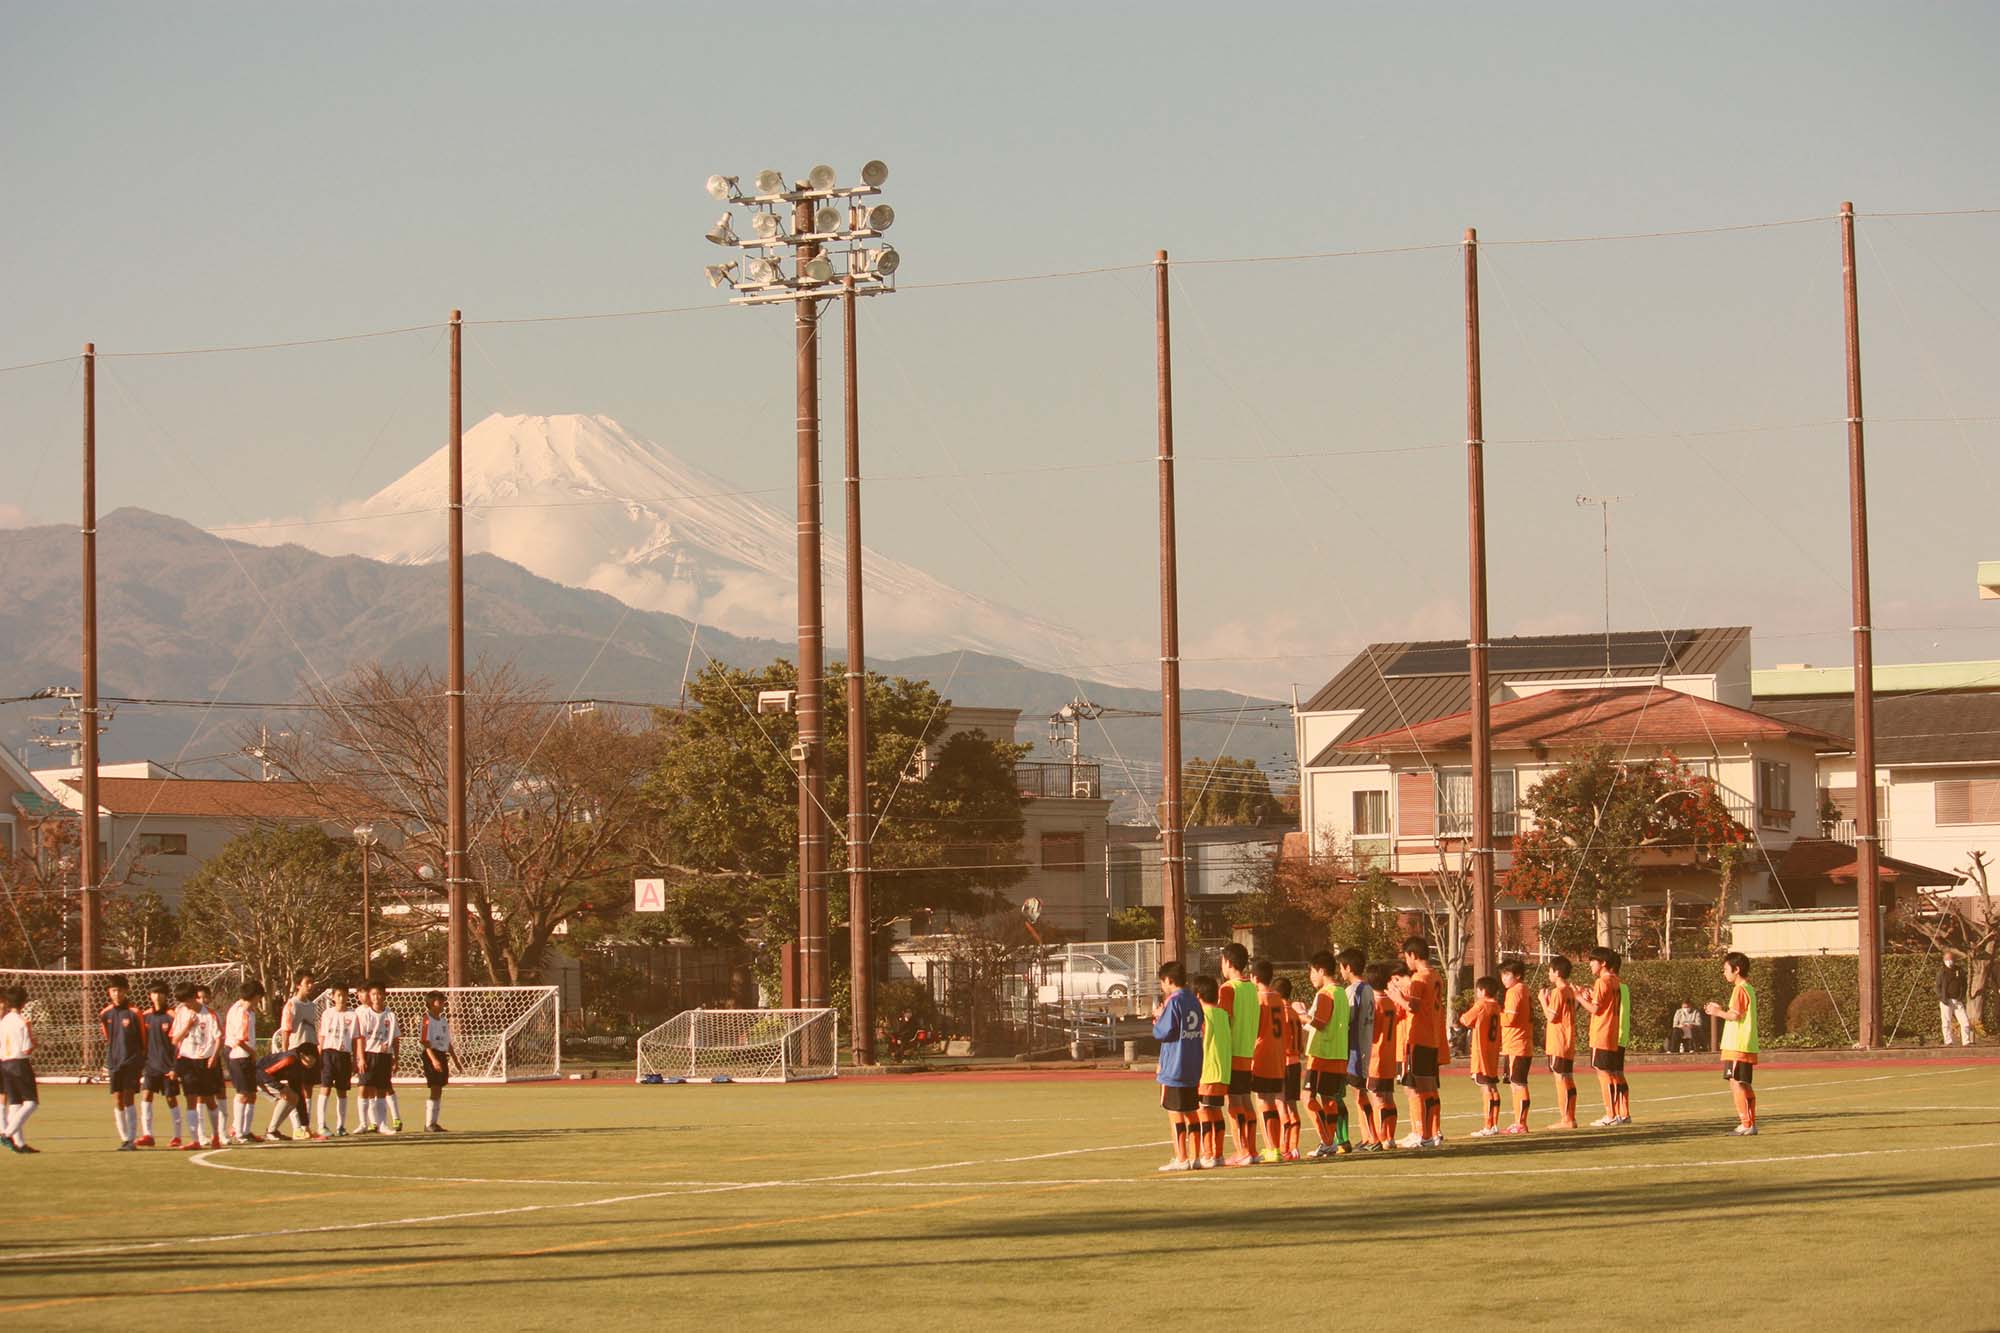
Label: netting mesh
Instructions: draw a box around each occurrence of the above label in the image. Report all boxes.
[0,963,247,1082]
[636,1008,838,1083]
[311,985,561,1083]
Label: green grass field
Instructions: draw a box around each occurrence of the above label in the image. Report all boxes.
[3,1061,1997,1329]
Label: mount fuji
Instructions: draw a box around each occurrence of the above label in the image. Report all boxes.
[238,413,1116,678]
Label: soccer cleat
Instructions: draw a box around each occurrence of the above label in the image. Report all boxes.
[1420,1136,1444,1149]
[1356,1140,1384,1153]
[381,1126,399,1136]
[1257,1148,1280,1164]
[1196,1156,1220,1170]
[1281,1149,1302,1162]
[311,1133,328,1142]
[1336,1142,1354,1155]
[1589,1116,1615,1127]
[135,1135,155,1148]
[1225,1153,1256,1168]
[207,1138,224,1150]
[1732,1123,1759,1136]
[117,1141,137,1152]
[1608,1115,1632,1127]
[1468,1126,1499,1138]
[337,1127,349,1137]
[1157,1160,1193,1173]
[1398,1131,1426,1149]
[243,1133,263,1144]
[1502,1124,1528,1136]
[393,1118,403,1132]
[427,1124,449,1133]
[14,1144,38,1154]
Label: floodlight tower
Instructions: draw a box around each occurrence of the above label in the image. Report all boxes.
[702,161,899,1022]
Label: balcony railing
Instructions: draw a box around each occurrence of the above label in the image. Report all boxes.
[1016,762,1102,800]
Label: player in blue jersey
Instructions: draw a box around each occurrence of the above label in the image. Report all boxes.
[137,983,183,1147]
[98,975,147,1151]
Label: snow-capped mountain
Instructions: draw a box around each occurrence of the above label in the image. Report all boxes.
[238,413,1112,675]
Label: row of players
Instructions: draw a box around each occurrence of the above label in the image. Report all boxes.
[1149,939,1763,1169]
[0,972,467,1154]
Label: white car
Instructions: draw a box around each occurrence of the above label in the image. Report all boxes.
[1032,952,1135,1005]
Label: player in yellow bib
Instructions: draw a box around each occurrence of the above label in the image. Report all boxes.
[1296,950,1352,1158]
[1704,951,1760,1136]
[1193,975,1232,1168]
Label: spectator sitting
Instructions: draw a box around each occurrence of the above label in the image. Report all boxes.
[1671,1000,1702,1053]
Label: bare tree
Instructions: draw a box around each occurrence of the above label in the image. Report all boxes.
[1909,850,1998,1028]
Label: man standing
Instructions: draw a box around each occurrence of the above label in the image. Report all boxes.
[1387,937,1446,1149]
[1149,962,1204,1171]
[1573,947,1630,1126]
[1938,953,1974,1047]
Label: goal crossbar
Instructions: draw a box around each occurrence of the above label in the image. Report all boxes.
[310,984,561,1084]
[636,1007,838,1084]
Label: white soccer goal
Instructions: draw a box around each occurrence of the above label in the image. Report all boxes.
[312,984,561,1083]
[636,1007,838,1084]
[0,963,247,1083]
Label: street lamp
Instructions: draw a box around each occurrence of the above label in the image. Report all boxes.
[353,824,378,983]
[699,160,900,1042]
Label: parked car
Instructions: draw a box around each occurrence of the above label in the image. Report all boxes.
[1031,951,1136,1005]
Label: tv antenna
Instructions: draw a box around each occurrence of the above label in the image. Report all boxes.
[1575,495,1626,676]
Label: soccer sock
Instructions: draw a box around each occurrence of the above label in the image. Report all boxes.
[1380,1104,1397,1142]
[1744,1089,1756,1127]
[171,1102,184,1137]
[9,1100,36,1144]
[191,1104,205,1142]
[1485,1092,1500,1130]
[1357,1097,1377,1144]
[313,1089,326,1133]
[387,1090,402,1123]
[337,1093,349,1131]
[1427,1094,1443,1139]
[1261,1109,1280,1150]
[1332,1100,1349,1146]
[114,1104,130,1142]
[139,1100,153,1137]
[1233,1110,1253,1154]
[1565,1084,1577,1122]
[123,1105,137,1141]
[1171,1122,1188,1159]
[1517,1093,1531,1128]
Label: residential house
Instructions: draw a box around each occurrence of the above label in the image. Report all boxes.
[1106,824,1285,933]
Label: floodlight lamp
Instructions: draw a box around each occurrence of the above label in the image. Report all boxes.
[751,211,784,241]
[704,262,737,289]
[807,163,837,191]
[802,256,833,284]
[747,256,784,285]
[704,213,738,246]
[814,205,842,234]
[860,159,889,187]
[705,174,739,201]
[866,203,895,231]
[874,245,901,275]
[754,168,787,197]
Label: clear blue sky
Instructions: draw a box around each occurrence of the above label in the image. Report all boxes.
[4,2,1997,698]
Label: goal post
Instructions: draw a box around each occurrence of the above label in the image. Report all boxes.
[312,984,561,1083]
[0,963,246,1083]
[636,1007,838,1084]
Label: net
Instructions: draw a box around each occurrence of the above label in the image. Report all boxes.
[0,963,246,1083]
[311,985,561,1083]
[636,1007,838,1083]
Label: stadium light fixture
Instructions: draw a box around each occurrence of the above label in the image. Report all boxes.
[752,211,785,241]
[814,205,842,234]
[802,256,834,284]
[865,203,894,232]
[705,213,738,246]
[699,156,901,305]
[860,159,888,187]
[754,168,787,197]
[807,163,838,191]
[705,262,737,288]
[706,174,740,201]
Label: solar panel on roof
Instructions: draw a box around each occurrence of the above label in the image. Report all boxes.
[1384,630,1697,678]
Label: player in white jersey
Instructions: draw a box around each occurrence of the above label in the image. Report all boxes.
[354,983,401,1135]
[421,990,466,1132]
[171,983,225,1150]
[223,980,267,1143]
[0,986,40,1153]
[315,984,358,1137]
[265,969,320,1141]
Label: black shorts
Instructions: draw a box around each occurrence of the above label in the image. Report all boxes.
[1722,1061,1754,1086]
[1547,1055,1575,1076]
[142,1068,180,1097]
[225,1055,258,1096]
[1282,1067,1302,1102]
[1305,1068,1347,1098]
[423,1054,451,1091]
[1472,1073,1499,1088]
[1227,1068,1252,1097]
[0,1059,36,1103]
[108,1060,143,1096]
[320,1050,353,1092]
[1347,1070,1369,1091]
[175,1056,218,1098]
[1399,1044,1441,1085]
[1591,1047,1626,1075]
[1197,1092,1226,1111]
[361,1051,394,1091]
[1365,1077,1396,1097]
[1250,1075,1285,1098]
[1159,1083,1198,1114]
[1501,1055,1533,1087]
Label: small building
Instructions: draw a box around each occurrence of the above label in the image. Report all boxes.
[1106,824,1285,933]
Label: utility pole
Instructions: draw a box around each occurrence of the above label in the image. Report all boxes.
[354,824,377,983]
[842,276,873,1063]
[1463,229,1497,980]
[1841,202,1883,1048]
[447,310,469,988]
[1155,250,1187,965]
[795,197,830,1010]
[80,341,102,970]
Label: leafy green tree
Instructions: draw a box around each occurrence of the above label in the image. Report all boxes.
[1107,906,1159,941]
[178,826,363,996]
[1183,756,1285,827]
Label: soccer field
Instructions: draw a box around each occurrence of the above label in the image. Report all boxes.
[3,1062,1997,1329]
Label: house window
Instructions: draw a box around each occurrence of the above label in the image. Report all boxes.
[0,818,12,857]
[1936,778,2000,826]
[1353,791,1389,837]
[1437,768,1517,838]
[1040,831,1085,871]
[138,832,188,856]
[1756,761,1793,832]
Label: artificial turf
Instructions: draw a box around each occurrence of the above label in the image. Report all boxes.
[1,1061,1996,1329]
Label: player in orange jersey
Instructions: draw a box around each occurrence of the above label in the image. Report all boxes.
[1388,938,1446,1148]
[1540,954,1579,1129]
[1496,957,1535,1134]
[1573,946,1630,1126]
[1248,960,1288,1164]
[1459,976,1504,1136]
[1273,977,1304,1161]
[1359,963,1402,1151]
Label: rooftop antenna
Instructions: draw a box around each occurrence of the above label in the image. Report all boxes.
[1575,495,1626,677]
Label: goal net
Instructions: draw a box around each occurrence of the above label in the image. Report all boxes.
[0,963,246,1083]
[312,984,561,1083]
[636,1008,838,1083]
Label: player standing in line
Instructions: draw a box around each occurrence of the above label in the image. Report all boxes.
[1247,960,1289,1163]
[223,980,266,1143]
[137,984,182,1147]
[1497,958,1534,1135]
[316,983,356,1136]
[171,983,224,1150]
[1459,976,1503,1137]
[99,975,146,1151]
[267,969,320,1141]
[1573,946,1630,1127]
[1539,955,1579,1129]
[1216,943,1261,1164]
[1151,963,1205,1171]
[1297,951,1351,1159]
[1704,952,1761,1136]
[1362,963,1402,1151]
[1192,974,1230,1169]
[1338,949,1375,1149]
[355,982,401,1135]
[1273,977,1304,1161]
[0,986,38,1153]
[1389,938,1446,1149]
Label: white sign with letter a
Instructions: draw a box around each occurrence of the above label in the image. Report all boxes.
[634,877,666,912]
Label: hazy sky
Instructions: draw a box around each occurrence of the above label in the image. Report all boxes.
[4,3,1998,701]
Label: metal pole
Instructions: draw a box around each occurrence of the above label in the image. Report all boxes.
[80,341,102,970]
[360,845,372,984]
[842,276,874,1064]
[794,199,829,1009]
[1464,228,1497,979]
[1155,251,1187,964]
[1841,202,1883,1048]
[447,309,469,987]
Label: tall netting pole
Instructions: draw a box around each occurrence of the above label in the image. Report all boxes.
[447,309,469,987]
[79,341,102,970]
[1464,227,1497,980]
[1155,250,1186,965]
[1841,203,1883,1049]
